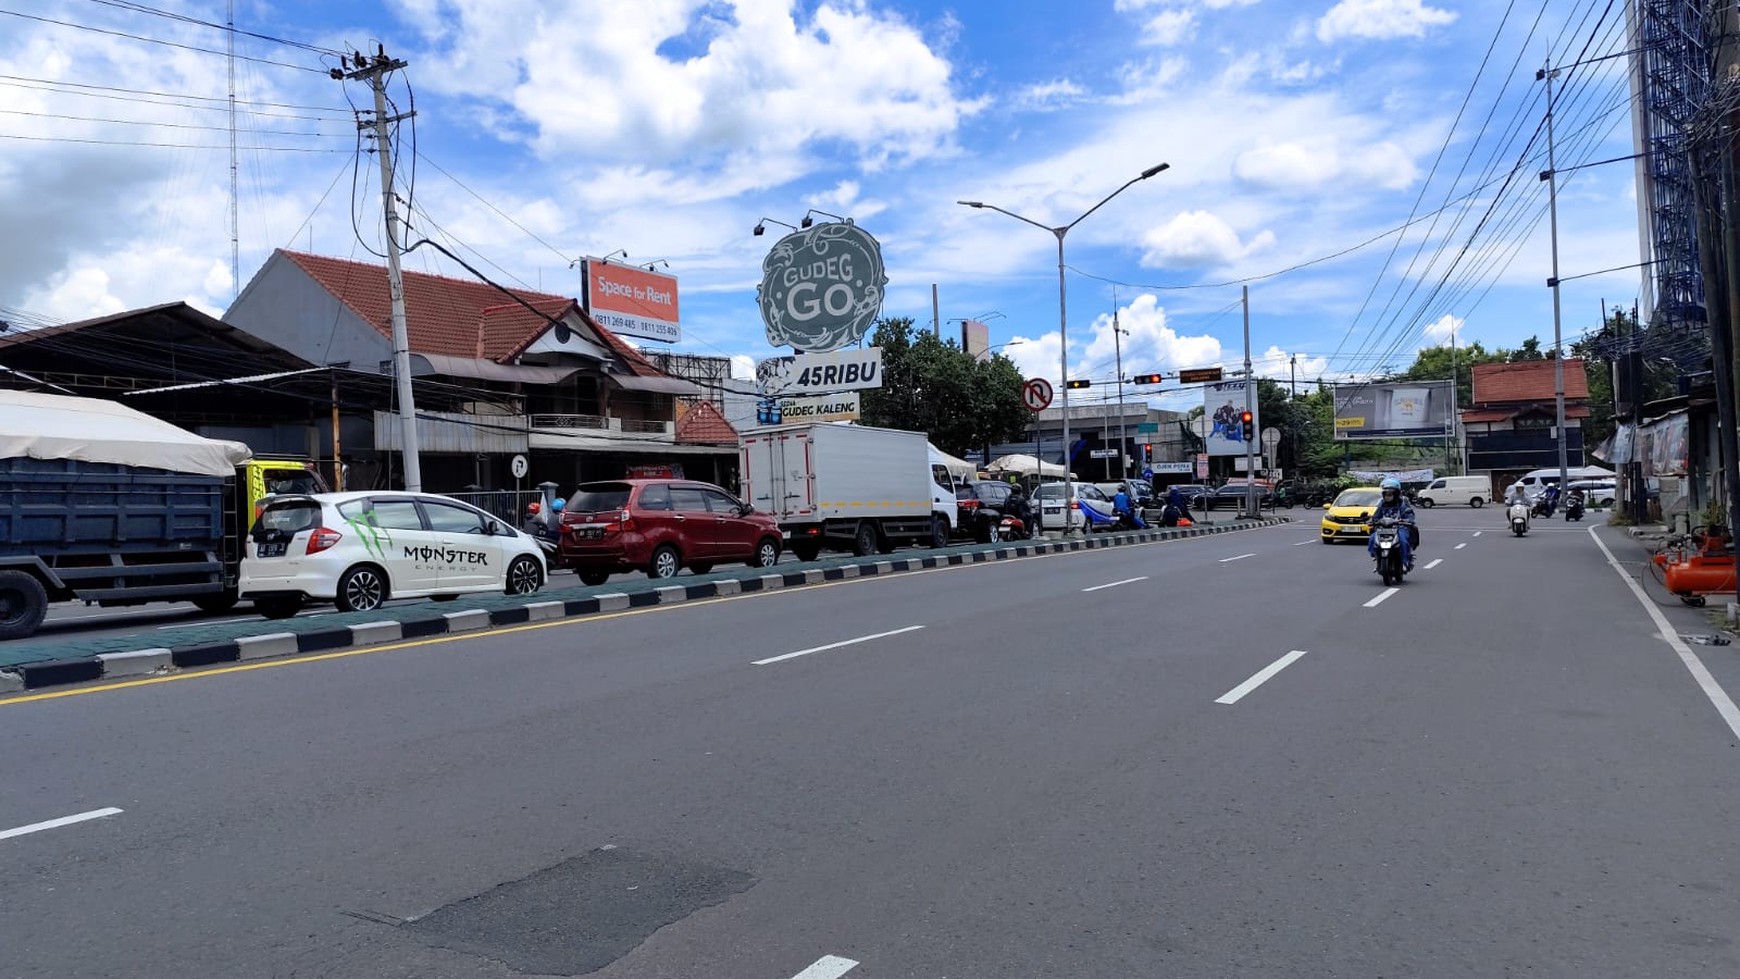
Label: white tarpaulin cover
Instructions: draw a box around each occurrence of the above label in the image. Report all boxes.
[0,391,253,477]
[986,453,1069,478]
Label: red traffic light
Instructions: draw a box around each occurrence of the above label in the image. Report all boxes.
[1240,411,1253,424]
[1131,373,1164,385]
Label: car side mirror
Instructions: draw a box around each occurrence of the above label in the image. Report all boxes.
[739,503,754,516]
[1322,503,1331,510]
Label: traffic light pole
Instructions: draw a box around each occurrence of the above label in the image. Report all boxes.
[1243,286,1257,518]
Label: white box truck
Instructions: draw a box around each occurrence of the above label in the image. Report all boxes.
[740,423,958,561]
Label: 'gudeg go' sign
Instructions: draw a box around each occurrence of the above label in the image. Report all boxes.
[757,221,888,353]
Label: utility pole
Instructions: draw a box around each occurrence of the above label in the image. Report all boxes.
[226,0,239,303]
[338,47,422,491]
[1113,307,1127,478]
[1243,285,1257,518]
[1290,353,1299,478]
[1448,325,1460,474]
[1541,62,1570,501]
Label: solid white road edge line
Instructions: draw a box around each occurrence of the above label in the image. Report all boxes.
[1425,558,1444,570]
[1364,587,1399,608]
[1216,650,1308,705]
[1083,576,1149,592]
[787,955,860,979]
[0,807,124,842]
[1219,553,1256,563]
[754,626,925,666]
[1454,543,1468,550]
[1588,527,1740,740]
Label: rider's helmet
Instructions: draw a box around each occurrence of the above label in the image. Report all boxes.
[551,497,566,513]
[1380,477,1402,501]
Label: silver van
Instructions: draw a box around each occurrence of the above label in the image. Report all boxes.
[1416,475,1491,508]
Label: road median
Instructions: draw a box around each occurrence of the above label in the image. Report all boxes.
[0,516,1292,695]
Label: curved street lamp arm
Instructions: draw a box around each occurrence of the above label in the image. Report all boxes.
[957,200,1058,235]
[1065,162,1169,232]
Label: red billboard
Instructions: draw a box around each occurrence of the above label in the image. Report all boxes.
[581,260,680,343]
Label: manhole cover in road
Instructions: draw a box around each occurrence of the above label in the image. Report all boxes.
[402,846,756,975]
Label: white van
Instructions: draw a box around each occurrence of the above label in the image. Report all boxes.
[1503,466,1611,500]
[1416,475,1491,508]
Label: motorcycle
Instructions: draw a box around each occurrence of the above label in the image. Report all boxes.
[1530,493,1557,519]
[1564,493,1585,522]
[1372,516,1410,586]
[1508,499,1530,537]
[996,512,1030,541]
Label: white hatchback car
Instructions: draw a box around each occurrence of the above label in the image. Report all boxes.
[239,492,546,619]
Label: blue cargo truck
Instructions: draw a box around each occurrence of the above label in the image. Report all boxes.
[0,392,324,641]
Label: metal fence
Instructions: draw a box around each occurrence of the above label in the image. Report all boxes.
[443,489,546,523]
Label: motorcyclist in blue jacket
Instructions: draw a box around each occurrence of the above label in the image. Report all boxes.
[1367,477,1416,571]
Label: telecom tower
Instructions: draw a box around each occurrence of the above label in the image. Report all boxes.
[1629,0,1716,368]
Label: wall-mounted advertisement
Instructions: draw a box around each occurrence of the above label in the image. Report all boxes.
[1204,380,1258,457]
[756,347,884,397]
[777,392,861,423]
[1332,380,1453,440]
[580,260,681,343]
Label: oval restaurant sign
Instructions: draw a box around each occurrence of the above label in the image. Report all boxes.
[757,220,888,353]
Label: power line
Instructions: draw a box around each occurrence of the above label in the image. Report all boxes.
[0,8,326,74]
[0,132,347,152]
[0,73,349,114]
[415,151,574,267]
[80,0,345,56]
[0,105,344,138]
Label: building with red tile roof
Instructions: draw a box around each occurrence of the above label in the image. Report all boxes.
[1461,358,1592,484]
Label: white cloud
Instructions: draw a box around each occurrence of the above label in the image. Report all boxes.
[1016,78,1088,110]
[408,0,979,179]
[1253,345,1330,384]
[1079,294,1223,380]
[1140,211,1277,268]
[730,354,756,379]
[1422,313,1464,346]
[1316,0,1456,43]
[1141,10,1198,47]
[23,267,126,321]
[1233,137,1417,191]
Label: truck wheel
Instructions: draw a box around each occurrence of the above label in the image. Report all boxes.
[929,517,950,548]
[791,541,822,562]
[852,521,879,557]
[192,590,239,614]
[0,570,49,641]
[254,595,302,620]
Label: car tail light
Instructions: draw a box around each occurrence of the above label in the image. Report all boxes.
[306,527,342,554]
[958,499,980,510]
[617,508,635,533]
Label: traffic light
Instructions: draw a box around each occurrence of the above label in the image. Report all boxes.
[1239,410,1254,443]
[1130,372,1164,385]
[1065,379,1091,389]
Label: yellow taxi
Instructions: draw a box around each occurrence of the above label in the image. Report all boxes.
[1319,486,1384,544]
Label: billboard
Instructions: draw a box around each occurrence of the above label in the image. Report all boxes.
[1333,380,1453,439]
[777,392,861,423]
[756,220,888,353]
[1204,380,1258,457]
[756,347,884,397]
[580,260,681,343]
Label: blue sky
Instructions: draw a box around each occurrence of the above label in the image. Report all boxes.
[1,0,1647,413]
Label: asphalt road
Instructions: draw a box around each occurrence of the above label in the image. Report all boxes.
[2,510,1737,978]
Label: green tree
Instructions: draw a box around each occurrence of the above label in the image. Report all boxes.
[858,317,1030,457]
[1401,339,1506,408]
[1509,335,1548,361]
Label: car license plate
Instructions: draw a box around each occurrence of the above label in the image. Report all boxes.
[579,527,604,540]
[257,542,287,558]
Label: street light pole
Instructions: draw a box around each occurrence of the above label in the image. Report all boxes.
[1113,310,1128,478]
[959,161,1169,535]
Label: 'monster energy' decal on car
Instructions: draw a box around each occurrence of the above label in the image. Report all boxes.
[404,546,489,566]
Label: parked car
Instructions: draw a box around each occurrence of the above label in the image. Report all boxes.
[1094,479,1154,511]
[1319,486,1383,544]
[1207,483,1273,510]
[1567,479,1617,507]
[1166,483,1211,507]
[956,480,1019,542]
[240,492,547,618]
[1034,481,1115,531]
[1416,475,1491,508]
[558,479,783,585]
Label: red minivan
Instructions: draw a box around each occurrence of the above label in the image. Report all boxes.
[558,479,783,585]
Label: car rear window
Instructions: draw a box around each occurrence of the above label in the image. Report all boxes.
[255,500,320,538]
[569,483,632,513]
[263,468,323,496]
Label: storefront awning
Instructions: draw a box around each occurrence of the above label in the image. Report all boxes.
[411,354,584,384]
[609,373,701,396]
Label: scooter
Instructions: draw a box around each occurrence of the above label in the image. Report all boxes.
[1508,498,1530,537]
[1530,493,1557,519]
[1564,493,1585,522]
[996,512,1030,541]
[1372,516,1409,586]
